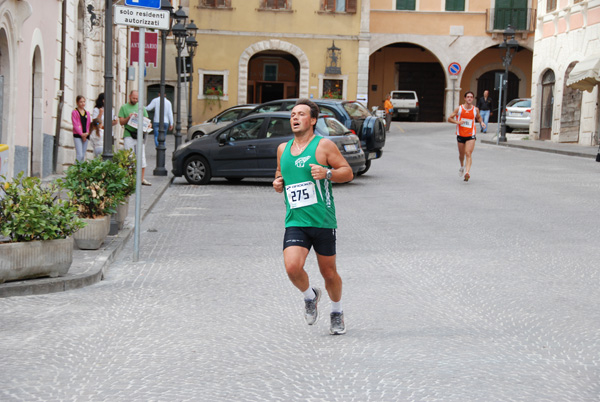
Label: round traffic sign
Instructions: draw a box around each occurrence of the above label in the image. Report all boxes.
[448,62,461,75]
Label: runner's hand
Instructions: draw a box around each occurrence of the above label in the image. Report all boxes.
[273,176,284,193]
[309,164,326,180]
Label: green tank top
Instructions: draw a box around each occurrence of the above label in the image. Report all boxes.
[280,135,337,228]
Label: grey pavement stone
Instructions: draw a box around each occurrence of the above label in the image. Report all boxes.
[1,123,599,401]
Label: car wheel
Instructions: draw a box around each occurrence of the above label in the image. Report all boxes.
[192,131,204,140]
[505,126,513,133]
[184,155,212,185]
[411,114,418,122]
[225,177,243,183]
[357,159,371,176]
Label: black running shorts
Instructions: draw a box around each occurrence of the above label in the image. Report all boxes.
[283,227,337,256]
[457,135,476,143]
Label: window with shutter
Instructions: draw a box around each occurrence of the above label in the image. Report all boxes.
[322,0,356,13]
[445,0,465,11]
[262,0,289,9]
[396,0,416,11]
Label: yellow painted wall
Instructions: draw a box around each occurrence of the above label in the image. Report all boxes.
[370,11,487,36]
[194,1,361,36]
[371,0,489,12]
[189,2,362,122]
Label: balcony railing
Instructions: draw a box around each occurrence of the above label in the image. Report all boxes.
[486,8,536,33]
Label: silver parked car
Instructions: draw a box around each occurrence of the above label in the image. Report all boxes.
[186,104,256,142]
[505,98,531,133]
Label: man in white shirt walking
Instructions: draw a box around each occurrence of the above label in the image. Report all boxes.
[146,93,174,148]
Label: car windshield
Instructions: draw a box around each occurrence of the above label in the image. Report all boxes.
[342,102,371,119]
[315,117,348,136]
[507,99,531,108]
[392,92,415,100]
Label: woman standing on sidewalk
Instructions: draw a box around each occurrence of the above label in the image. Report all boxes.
[71,95,91,162]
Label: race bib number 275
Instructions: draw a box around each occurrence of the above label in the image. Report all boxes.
[286,181,317,209]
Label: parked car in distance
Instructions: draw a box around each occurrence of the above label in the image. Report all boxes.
[186,104,256,141]
[242,98,385,175]
[390,90,419,121]
[172,111,366,185]
[504,98,531,133]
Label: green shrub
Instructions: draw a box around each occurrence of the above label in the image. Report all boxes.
[60,157,128,219]
[0,173,85,243]
[112,149,136,198]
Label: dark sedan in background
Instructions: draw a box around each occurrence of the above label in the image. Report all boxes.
[241,98,385,174]
[172,112,365,185]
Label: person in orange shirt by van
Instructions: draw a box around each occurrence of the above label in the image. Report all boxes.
[447,91,485,182]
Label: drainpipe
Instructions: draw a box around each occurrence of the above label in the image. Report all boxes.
[53,0,67,173]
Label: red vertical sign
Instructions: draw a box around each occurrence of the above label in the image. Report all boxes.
[129,31,159,67]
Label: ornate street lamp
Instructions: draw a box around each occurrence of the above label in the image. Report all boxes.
[185,21,198,133]
[498,25,519,143]
[153,0,174,176]
[172,6,188,151]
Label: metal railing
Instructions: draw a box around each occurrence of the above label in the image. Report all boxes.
[486,8,537,33]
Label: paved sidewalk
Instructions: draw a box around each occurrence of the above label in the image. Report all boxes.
[0,135,177,298]
[479,124,598,159]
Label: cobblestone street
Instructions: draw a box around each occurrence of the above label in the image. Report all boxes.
[1,123,599,401]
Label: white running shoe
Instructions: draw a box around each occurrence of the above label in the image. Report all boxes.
[459,166,465,177]
[304,288,321,325]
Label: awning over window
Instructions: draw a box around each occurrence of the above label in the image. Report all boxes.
[566,54,600,92]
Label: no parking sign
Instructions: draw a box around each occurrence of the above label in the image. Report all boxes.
[448,62,461,75]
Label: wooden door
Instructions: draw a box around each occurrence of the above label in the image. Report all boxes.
[540,70,555,141]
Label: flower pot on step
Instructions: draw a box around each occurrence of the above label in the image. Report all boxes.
[0,238,74,284]
[115,197,130,230]
[72,215,110,250]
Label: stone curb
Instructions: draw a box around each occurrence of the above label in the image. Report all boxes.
[0,176,174,298]
[481,139,597,159]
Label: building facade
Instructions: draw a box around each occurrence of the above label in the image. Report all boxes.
[368,0,535,121]
[531,0,600,145]
[186,0,367,123]
[0,0,129,179]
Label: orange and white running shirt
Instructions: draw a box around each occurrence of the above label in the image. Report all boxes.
[456,105,477,137]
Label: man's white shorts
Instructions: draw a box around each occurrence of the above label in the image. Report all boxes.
[123,136,147,168]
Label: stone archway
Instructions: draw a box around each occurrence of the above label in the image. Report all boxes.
[559,62,582,143]
[238,40,309,104]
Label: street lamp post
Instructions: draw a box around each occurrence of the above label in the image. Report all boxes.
[172,6,188,151]
[499,25,519,143]
[153,0,174,176]
[185,21,198,133]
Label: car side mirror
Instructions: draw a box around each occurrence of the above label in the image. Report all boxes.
[218,133,228,145]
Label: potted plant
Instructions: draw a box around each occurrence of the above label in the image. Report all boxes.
[60,157,128,250]
[111,149,136,230]
[0,173,85,283]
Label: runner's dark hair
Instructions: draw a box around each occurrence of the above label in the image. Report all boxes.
[464,91,474,98]
[294,98,320,120]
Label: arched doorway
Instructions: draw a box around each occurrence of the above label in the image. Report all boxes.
[147,83,175,133]
[247,51,299,103]
[369,43,445,122]
[477,70,519,123]
[559,62,582,142]
[540,70,555,141]
[30,47,43,177]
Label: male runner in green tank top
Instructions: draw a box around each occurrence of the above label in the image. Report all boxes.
[273,99,353,335]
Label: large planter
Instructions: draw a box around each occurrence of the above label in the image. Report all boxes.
[115,197,130,230]
[72,215,110,250]
[0,238,74,284]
